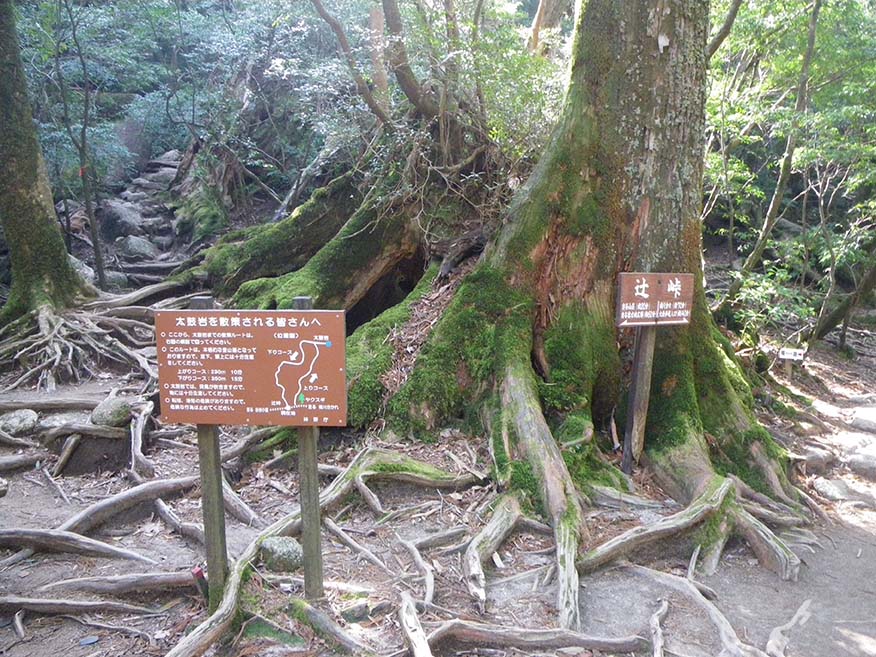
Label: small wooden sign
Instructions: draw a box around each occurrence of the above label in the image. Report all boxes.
[616,273,694,327]
[155,310,346,426]
[778,347,806,361]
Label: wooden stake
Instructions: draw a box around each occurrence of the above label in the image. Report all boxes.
[294,296,325,599]
[622,325,656,474]
[191,296,228,612]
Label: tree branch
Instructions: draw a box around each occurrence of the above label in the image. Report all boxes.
[707,0,744,61]
[309,0,392,125]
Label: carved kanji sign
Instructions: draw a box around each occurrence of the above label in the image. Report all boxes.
[616,273,694,327]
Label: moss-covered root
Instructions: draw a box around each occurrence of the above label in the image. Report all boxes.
[463,492,524,609]
[287,597,377,655]
[731,506,801,581]
[577,477,734,574]
[165,447,479,657]
[501,360,586,631]
[230,191,420,310]
[197,172,362,297]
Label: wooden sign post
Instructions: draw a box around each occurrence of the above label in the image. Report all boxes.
[189,296,228,612]
[155,303,347,605]
[616,273,694,473]
[293,296,324,599]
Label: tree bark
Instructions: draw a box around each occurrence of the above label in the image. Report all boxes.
[0,0,83,321]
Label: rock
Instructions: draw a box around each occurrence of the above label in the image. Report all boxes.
[339,600,370,623]
[801,445,835,474]
[813,477,876,508]
[116,235,160,261]
[0,409,39,435]
[130,177,167,191]
[68,255,95,285]
[850,407,876,433]
[141,216,172,236]
[813,477,852,502]
[0,476,7,498]
[97,199,144,241]
[259,536,303,572]
[90,396,133,427]
[55,199,82,215]
[145,150,182,170]
[104,270,129,291]
[846,444,876,481]
[120,190,150,203]
[151,235,175,251]
[141,167,177,185]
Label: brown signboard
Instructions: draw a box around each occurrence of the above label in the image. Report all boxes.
[616,272,694,327]
[155,310,346,426]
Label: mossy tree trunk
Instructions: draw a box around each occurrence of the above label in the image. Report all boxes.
[345,0,802,628]
[0,0,83,322]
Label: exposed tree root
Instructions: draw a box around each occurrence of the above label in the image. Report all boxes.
[52,435,80,476]
[39,571,196,595]
[61,614,154,645]
[0,476,7,498]
[41,422,127,443]
[1,475,197,567]
[221,478,266,528]
[424,618,648,653]
[0,428,37,448]
[83,280,188,310]
[399,592,433,657]
[0,528,156,563]
[577,478,734,573]
[287,597,378,656]
[463,491,522,610]
[0,596,158,616]
[130,401,154,477]
[0,451,49,471]
[0,396,102,413]
[500,361,586,630]
[765,599,812,657]
[649,599,669,657]
[164,447,476,657]
[399,536,434,605]
[623,564,768,657]
[0,306,157,392]
[731,507,801,581]
[324,516,394,576]
[220,427,277,464]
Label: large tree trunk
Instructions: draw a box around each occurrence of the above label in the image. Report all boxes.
[0,0,83,321]
[342,0,800,629]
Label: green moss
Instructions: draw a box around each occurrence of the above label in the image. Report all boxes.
[509,460,544,515]
[386,265,533,436]
[346,266,438,428]
[539,302,619,419]
[173,183,228,241]
[242,618,305,647]
[230,188,416,310]
[562,442,626,491]
[368,458,451,480]
[198,173,360,297]
[246,428,296,462]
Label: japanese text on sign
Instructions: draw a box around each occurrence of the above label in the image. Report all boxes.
[155,310,346,426]
[616,273,694,327]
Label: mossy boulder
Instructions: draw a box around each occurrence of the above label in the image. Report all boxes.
[90,397,133,427]
[259,536,303,572]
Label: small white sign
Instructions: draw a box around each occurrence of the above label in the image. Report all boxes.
[778,347,806,361]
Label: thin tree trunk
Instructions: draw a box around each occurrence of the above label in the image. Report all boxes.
[723,0,822,306]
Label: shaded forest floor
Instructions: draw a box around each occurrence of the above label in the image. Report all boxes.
[2,164,876,656]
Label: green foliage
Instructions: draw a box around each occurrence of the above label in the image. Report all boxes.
[173,179,228,241]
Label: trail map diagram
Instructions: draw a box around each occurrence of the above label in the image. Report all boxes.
[274,339,333,410]
[156,309,346,427]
